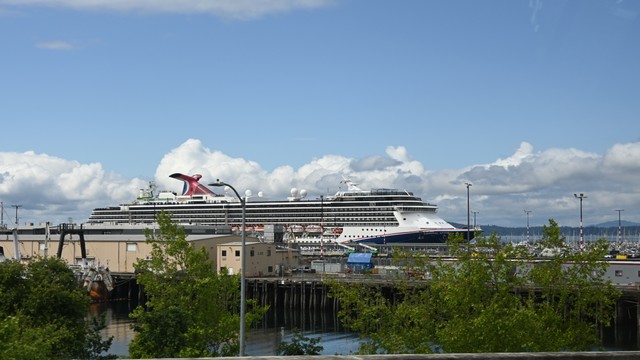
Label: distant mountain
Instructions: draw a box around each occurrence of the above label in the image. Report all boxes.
[594,220,640,228]
[451,221,640,239]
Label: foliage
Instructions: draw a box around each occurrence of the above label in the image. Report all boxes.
[276,328,323,355]
[329,219,621,354]
[128,211,267,358]
[0,257,115,359]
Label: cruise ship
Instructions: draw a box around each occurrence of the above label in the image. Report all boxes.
[87,173,472,246]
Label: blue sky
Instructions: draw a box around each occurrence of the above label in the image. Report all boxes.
[1,0,639,230]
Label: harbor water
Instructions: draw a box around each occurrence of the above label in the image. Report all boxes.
[94,299,640,357]
[93,300,361,357]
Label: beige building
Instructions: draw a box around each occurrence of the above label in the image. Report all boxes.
[1,230,300,276]
[209,241,300,277]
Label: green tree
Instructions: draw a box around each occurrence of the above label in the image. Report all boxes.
[276,329,323,355]
[0,257,115,359]
[329,219,620,354]
[128,211,267,358]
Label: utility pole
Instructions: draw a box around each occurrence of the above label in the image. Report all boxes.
[524,210,532,243]
[615,209,624,245]
[472,211,479,230]
[465,183,472,242]
[574,193,586,248]
[320,195,325,277]
[11,204,22,226]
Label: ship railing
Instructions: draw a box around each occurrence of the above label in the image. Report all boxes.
[394,206,431,212]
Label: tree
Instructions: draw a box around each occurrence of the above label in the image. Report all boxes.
[329,219,620,354]
[0,257,115,359]
[276,329,323,355]
[128,211,267,358]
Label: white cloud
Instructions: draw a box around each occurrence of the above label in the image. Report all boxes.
[603,142,640,170]
[0,0,334,19]
[0,151,145,224]
[1,139,640,228]
[492,141,534,168]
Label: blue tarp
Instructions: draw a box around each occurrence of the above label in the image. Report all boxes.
[347,252,373,264]
[347,253,374,271]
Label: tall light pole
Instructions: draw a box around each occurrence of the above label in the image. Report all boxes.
[615,209,624,245]
[465,182,472,242]
[574,193,586,248]
[209,179,246,356]
[524,210,532,243]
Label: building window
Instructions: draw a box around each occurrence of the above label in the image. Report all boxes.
[222,250,227,256]
[268,266,273,273]
[235,250,240,257]
[267,249,271,256]
[615,270,623,277]
[127,243,137,252]
[250,250,255,257]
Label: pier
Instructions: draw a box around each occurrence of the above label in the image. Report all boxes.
[107,269,640,335]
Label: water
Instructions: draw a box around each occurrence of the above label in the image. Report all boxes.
[94,300,639,357]
[93,300,361,357]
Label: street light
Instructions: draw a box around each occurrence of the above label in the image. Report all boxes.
[465,182,472,242]
[524,210,532,243]
[574,193,587,248]
[615,209,624,245]
[209,179,246,356]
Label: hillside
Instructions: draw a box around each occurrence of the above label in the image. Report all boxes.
[450,221,640,240]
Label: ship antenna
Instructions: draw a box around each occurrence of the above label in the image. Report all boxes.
[148,181,157,197]
[341,176,362,191]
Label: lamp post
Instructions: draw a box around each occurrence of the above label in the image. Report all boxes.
[209,179,246,356]
[574,193,586,248]
[465,183,472,242]
[615,209,624,245]
[524,210,532,243]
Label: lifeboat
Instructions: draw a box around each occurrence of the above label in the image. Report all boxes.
[288,225,305,233]
[305,225,323,233]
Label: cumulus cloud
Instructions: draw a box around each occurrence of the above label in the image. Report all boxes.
[492,142,535,168]
[2,139,640,228]
[0,0,334,19]
[0,151,146,224]
[603,142,640,170]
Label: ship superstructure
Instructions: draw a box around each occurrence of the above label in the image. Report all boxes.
[87,173,470,245]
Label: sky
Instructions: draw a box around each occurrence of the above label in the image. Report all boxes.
[0,0,639,229]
